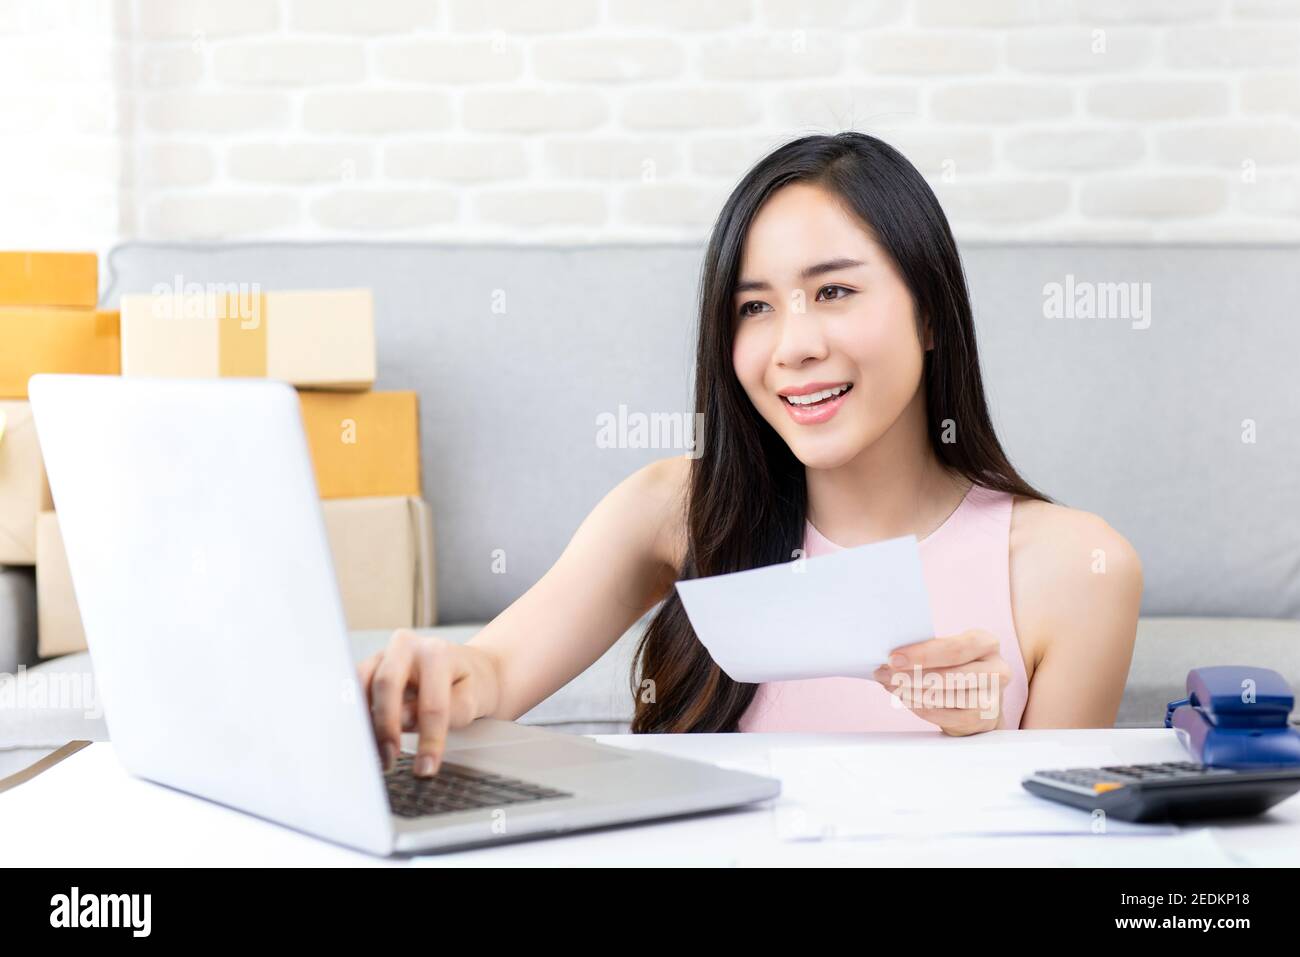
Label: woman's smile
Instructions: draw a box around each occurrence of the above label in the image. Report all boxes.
[778,381,854,425]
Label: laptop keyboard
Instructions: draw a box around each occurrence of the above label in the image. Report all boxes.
[385,753,573,818]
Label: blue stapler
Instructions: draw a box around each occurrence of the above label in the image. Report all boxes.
[1023,667,1300,822]
[1164,666,1300,768]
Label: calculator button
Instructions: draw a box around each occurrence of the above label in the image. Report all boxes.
[1092,781,1125,793]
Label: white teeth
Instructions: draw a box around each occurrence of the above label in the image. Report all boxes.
[784,384,849,406]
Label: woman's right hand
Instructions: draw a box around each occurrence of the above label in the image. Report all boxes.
[354,458,687,780]
[357,629,502,778]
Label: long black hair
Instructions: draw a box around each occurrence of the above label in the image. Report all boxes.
[631,132,1048,733]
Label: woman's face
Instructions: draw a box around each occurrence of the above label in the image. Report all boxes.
[731,182,928,471]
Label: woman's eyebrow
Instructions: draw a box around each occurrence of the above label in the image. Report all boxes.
[734,257,866,294]
[800,257,865,280]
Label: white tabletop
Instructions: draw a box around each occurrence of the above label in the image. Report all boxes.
[2,728,1297,867]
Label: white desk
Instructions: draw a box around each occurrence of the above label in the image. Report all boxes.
[2,728,1297,866]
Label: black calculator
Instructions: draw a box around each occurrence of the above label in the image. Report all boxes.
[1022,761,1300,822]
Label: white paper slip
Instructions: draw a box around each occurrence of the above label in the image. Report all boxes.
[766,743,1180,840]
[674,534,933,683]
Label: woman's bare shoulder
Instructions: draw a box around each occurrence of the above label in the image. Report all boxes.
[1010,497,1140,568]
[620,454,691,573]
[1009,496,1143,674]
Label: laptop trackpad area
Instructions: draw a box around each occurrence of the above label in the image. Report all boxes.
[454,739,631,772]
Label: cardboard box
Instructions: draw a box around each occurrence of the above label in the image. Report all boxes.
[0,251,97,307]
[323,496,437,631]
[0,401,53,564]
[36,496,436,657]
[34,511,79,656]
[298,390,420,499]
[0,308,120,398]
[119,288,376,390]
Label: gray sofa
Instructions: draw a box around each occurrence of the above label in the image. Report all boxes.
[3,240,1298,752]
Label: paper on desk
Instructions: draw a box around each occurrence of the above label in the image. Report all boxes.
[733,827,1240,868]
[767,742,1180,840]
[674,535,932,683]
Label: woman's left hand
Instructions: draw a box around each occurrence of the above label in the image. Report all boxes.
[870,629,1010,736]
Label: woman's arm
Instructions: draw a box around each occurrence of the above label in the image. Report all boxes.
[1012,500,1144,729]
[361,455,689,775]
[470,454,689,720]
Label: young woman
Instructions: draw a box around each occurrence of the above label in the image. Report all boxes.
[359,132,1143,777]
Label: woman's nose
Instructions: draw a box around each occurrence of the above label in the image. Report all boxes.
[772,302,830,368]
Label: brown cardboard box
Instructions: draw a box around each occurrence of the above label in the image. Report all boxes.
[119,288,376,390]
[298,390,421,499]
[0,401,53,565]
[36,496,436,657]
[0,308,120,398]
[34,512,78,655]
[0,251,97,307]
[323,496,437,631]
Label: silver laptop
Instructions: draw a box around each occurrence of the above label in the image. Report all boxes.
[29,374,780,856]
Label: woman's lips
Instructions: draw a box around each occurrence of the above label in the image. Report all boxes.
[781,385,852,425]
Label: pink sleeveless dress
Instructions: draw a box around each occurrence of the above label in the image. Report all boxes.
[737,484,1030,732]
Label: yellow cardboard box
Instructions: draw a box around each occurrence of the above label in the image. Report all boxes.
[0,251,97,307]
[119,288,376,390]
[36,497,437,657]
[0,401,52,564]
[298,390,421,499]
[0,308,120,398]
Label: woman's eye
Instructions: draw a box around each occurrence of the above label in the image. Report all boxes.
[816,284,853,301]
[738,300,771,317]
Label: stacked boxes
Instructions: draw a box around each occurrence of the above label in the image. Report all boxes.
[32,276,436,657]
[0,253,118,566]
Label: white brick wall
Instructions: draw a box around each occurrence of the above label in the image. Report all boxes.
[0,0,129,256]
[0,0,1297,256]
